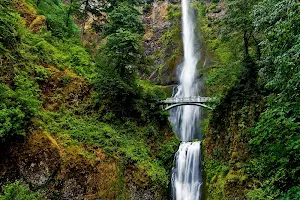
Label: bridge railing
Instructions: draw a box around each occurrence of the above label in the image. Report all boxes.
[161,96,215,104]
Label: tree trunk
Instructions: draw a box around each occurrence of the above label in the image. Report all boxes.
[66,0,73,28]
[252,34,261,59]
[243,30,249,57]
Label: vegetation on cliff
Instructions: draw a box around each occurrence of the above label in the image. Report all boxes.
[0,0,179,199]
[197,0,299,199]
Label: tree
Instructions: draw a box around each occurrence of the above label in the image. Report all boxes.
[101,2,144,78]
[66,0,80,28]
[94,1,145,117]
[105,28,142,77]
[225,0,260,58]
[104,2,144,36]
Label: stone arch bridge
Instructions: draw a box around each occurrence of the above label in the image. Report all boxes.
[160,96,215,111]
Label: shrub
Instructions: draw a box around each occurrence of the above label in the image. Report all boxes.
[0,1,23,50]
[0,73,41,137]
[94,67,140,118]
[0,181,44,200]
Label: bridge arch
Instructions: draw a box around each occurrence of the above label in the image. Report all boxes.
[164,103,213,111]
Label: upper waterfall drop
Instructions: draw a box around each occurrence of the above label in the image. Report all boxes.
[171,0,200,142]
[171,0,202,199]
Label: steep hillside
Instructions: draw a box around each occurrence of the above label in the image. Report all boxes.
[196,0,300,199]
[0,0,179,199]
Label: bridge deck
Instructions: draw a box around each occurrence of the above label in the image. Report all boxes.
[161,96,214,104]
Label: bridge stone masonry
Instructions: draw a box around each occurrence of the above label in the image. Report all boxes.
[160,96,216,110]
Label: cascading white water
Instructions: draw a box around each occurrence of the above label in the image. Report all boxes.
[171,0,202,199]
[172,142,201,200]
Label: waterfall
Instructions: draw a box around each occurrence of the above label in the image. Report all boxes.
[171,0,202,199]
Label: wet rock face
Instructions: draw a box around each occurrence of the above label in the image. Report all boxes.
[0,132,60,188]
[143,1,171,66]
[142,1,182,85]
[0,131,122,199]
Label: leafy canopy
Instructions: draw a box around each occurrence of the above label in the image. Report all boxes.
[105,29,142,76]
[247,0,300,198]
[104,3,144,36]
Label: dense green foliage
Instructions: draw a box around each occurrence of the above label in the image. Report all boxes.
[93,1,161,122]
[104,3,144,36]
[0,0,95,138]
[101,2,144,78]
[105,29,142,76]
[199,0,300,199]
[247,0,300,198]
[29,0,79,37]
[0,74,41,137]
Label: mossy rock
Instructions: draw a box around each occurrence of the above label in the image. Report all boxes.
[17,131,61,187]
[125,164,165,200]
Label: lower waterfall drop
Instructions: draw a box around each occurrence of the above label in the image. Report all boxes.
[172,142,202,200]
